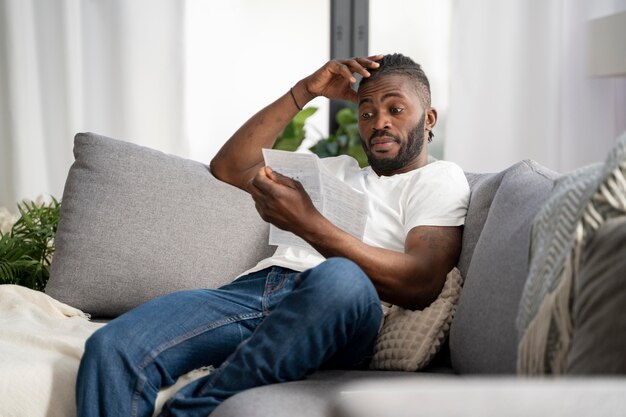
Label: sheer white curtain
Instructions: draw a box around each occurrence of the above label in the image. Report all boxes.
[0,0,185,208]
[445,0,626,173]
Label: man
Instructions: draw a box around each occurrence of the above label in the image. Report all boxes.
[76,53,470,417]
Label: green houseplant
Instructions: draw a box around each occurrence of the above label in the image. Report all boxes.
[0,198,60,291]
[273,105,368,167]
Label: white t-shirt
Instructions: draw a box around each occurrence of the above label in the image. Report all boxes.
[241,155,470,276]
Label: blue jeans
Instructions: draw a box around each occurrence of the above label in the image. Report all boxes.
[76,257,382,417]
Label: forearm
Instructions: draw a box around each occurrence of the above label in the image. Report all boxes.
[210,81,314,190]
[211,56,382,190]
[299,215,442,310]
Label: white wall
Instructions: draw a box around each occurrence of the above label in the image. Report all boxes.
[445,0,626,174]
[185,0,330,164]
[186,0,453,163]
[369,0,452,159]
[8,0,624,208]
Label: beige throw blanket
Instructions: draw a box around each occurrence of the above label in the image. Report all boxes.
[0,285,212,417]
[0,284,103,417]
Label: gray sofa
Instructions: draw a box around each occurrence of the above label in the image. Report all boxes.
[45,133,626,416]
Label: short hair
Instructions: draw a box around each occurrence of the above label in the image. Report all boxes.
[358,53,433,141]
[358,53,431,107]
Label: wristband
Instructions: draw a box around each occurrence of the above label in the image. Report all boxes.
[289,87,303,111]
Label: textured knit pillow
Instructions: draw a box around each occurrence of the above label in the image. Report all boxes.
[517,132,626,374]
[370,267,463,371]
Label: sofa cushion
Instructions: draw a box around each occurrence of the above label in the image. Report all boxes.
[449,160,557,374]
[46,133,274,318]
[457,171,507,278]
[566,216,626,374]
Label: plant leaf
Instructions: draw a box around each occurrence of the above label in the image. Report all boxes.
[293,107,317,124]
[336,107,357,126]
[0,198,60,291]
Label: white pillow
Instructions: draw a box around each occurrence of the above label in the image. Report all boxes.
[370,268,463,371]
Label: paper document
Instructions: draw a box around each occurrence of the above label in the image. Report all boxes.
[262,149,368,250]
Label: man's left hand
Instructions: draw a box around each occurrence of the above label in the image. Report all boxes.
[247,166,320,234]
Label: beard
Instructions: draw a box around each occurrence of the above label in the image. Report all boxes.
[364,114,426,175]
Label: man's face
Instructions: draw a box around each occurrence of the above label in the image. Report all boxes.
[357,74,430,176]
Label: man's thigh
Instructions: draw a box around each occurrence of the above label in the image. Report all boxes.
[96,269,279,383]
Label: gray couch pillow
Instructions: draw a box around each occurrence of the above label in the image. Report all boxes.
[566,216,626,374]
[457,172,506,278]
[46,133,274,318]
[450,160,557,374]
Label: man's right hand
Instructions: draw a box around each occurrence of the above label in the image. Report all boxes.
[295,54,384,104]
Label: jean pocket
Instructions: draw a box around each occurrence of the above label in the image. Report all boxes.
[262,268,300,314]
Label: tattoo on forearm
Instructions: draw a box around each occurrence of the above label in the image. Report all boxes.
[416,226,461,254]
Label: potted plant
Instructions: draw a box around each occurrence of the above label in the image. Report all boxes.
[0,197,60,291]
[273,105,368,167]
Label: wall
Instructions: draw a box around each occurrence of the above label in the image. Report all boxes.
[185,0,330,163]
[369,0,452,159]
[186,0,453,162]
[445,0,626,174]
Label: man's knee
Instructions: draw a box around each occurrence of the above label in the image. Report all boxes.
[303,257,379,305]
[83,323,124,364]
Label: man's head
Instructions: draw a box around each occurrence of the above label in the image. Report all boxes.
[356,53,436,176]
